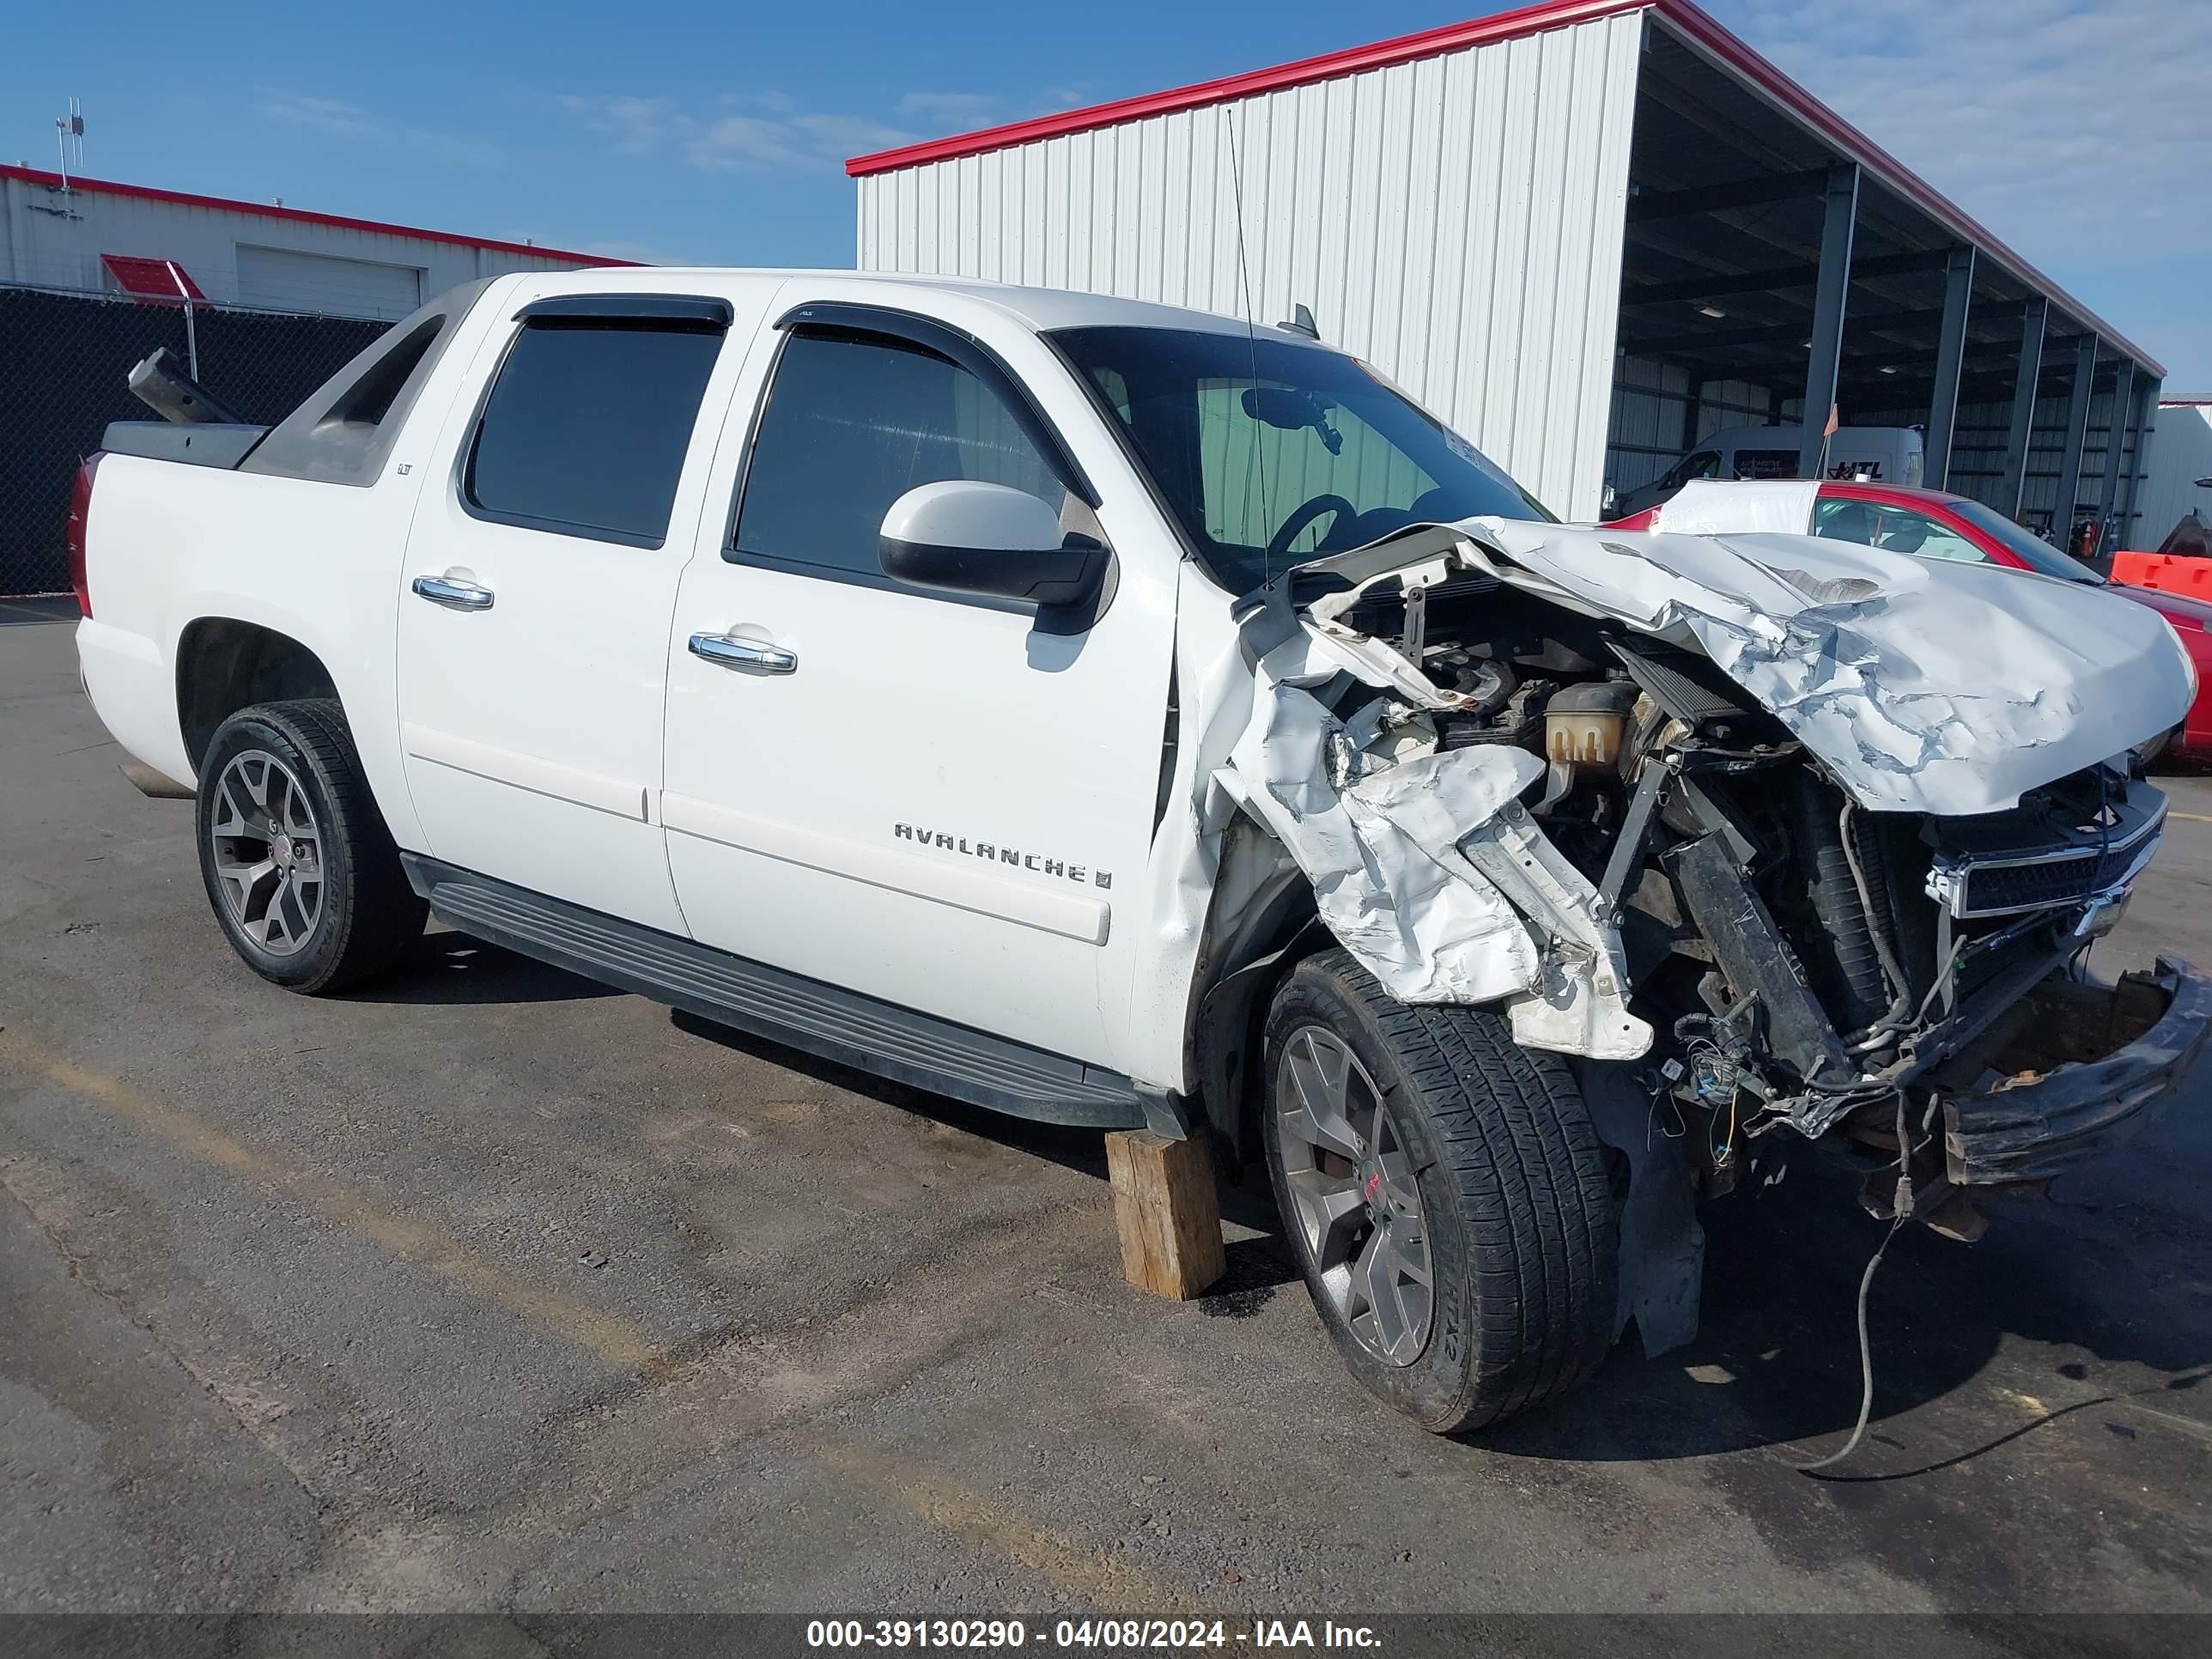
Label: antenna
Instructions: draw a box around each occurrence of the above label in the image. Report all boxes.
[54,98,85,188]
[1219,103,1275,584]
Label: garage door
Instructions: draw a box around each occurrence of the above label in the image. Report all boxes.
[234,245,424,320]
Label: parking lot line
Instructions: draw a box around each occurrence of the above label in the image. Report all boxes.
[2,1023,1216,1610]
[817,1443,1201,1613]
[0,1027,668,1375]
[2167,811,2212,824]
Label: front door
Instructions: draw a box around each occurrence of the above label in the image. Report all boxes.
[396,289,745,933]
[661,301,1178,1068]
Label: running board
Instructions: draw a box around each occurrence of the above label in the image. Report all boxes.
[400,854,1148,1131]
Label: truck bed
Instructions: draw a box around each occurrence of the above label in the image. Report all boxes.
[100,421,269,469]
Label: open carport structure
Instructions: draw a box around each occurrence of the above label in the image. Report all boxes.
[848,0,2164,544]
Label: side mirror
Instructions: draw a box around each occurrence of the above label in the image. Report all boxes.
[878,481,1110,610]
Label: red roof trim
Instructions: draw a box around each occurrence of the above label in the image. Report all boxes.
[2,165,629,268]
[845,0,1645,175]
[842,0,2162,378]
[101,252,207,301]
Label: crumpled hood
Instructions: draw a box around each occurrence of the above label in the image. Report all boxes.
[1297,517,2193,816]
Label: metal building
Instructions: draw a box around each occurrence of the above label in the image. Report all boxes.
[2135,398,2212,552]
[2,165,611,321]
[847,0,2165,541]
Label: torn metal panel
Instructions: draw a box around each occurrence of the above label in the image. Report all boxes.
[1215,635,1547,1007]
[1460,799,1652,1061]
[1301,517,2193,817]
[1196,507,2189,1076]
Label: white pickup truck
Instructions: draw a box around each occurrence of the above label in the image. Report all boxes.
[71,270,2211,1432]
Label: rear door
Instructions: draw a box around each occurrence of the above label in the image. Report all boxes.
[395,287,761,932]
[659,297,1180,1069]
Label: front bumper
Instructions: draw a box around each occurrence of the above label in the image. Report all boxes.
[1944,956,2212,1184]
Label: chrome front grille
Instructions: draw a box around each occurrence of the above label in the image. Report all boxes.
[1926,789,2166,920]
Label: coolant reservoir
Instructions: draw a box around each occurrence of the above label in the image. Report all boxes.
[1545,680,1640,768]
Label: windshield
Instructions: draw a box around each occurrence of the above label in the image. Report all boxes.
[1656,449,1719,492]
[1947,498,2104,584]
[1051,325,1552,594]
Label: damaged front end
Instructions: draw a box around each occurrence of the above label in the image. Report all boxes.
[1208,515,2208,1333]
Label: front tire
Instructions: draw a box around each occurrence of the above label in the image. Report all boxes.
[1261,950,1618,1433]
[194,700,424,994]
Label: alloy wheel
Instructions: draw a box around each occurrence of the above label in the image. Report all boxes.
[207,750,325,957]
[1273,1024,1435,1365]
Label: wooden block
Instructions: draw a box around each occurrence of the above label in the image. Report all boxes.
[1105,1129,1225,1300]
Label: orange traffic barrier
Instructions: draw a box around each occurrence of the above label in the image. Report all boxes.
[2113,551,2212,598]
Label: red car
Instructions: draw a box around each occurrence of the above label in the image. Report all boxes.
[1608,480,2212,762]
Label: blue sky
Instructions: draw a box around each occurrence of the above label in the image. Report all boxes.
[8,0,2207,384]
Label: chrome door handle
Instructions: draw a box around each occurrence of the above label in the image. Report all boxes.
[412,574,495,611]
[690,632,797,674]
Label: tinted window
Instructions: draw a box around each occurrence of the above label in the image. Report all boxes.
[466,322,722,546]
[1054,325,1549,595]
[1733,448,1799,480]
[733,331,1066,579]
[1191,380,1438,554]
[1946,497,2103,584]
[1814,498,1988,564]
[1658,449,1719,492]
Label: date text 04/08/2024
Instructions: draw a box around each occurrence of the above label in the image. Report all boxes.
[804,1620,1383,1649]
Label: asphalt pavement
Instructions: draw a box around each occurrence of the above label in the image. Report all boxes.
[3,605,2209,1629]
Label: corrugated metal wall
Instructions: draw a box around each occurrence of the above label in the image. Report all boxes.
[1856,386,2140,534]
[856,9,1644,521]
[2136,404,2212,549]
[1606,354,1791,500]
[1,175,586,320]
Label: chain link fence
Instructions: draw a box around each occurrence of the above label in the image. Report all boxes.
[1,285,389,597]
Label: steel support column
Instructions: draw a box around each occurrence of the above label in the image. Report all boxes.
[2051,335,2100,541]
[1923,246,1976,489]
[2096,361,2136,556]
[1798,164,1860,480]
[1997,298,2047,517]
[2118,375,2162,548]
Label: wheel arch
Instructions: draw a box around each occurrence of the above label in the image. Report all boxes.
[1188,842,1332,1162]
[191,696,427,994]
[174,617,342,774]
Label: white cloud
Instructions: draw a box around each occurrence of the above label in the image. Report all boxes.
[687,112,917,173]
[894,88,1100,137]
[1723,0,2212,254]
[261,93,496,165]
[555,94,677,157]
[896,91,1006,129]
[561,91,919,173]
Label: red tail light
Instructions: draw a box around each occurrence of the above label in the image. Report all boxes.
[67,452,104,618]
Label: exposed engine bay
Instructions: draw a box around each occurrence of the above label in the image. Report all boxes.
[1206,516,2206,1290]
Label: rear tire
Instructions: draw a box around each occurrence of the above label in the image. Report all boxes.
[194,700,424,994]
[1261,950,1618,1432]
